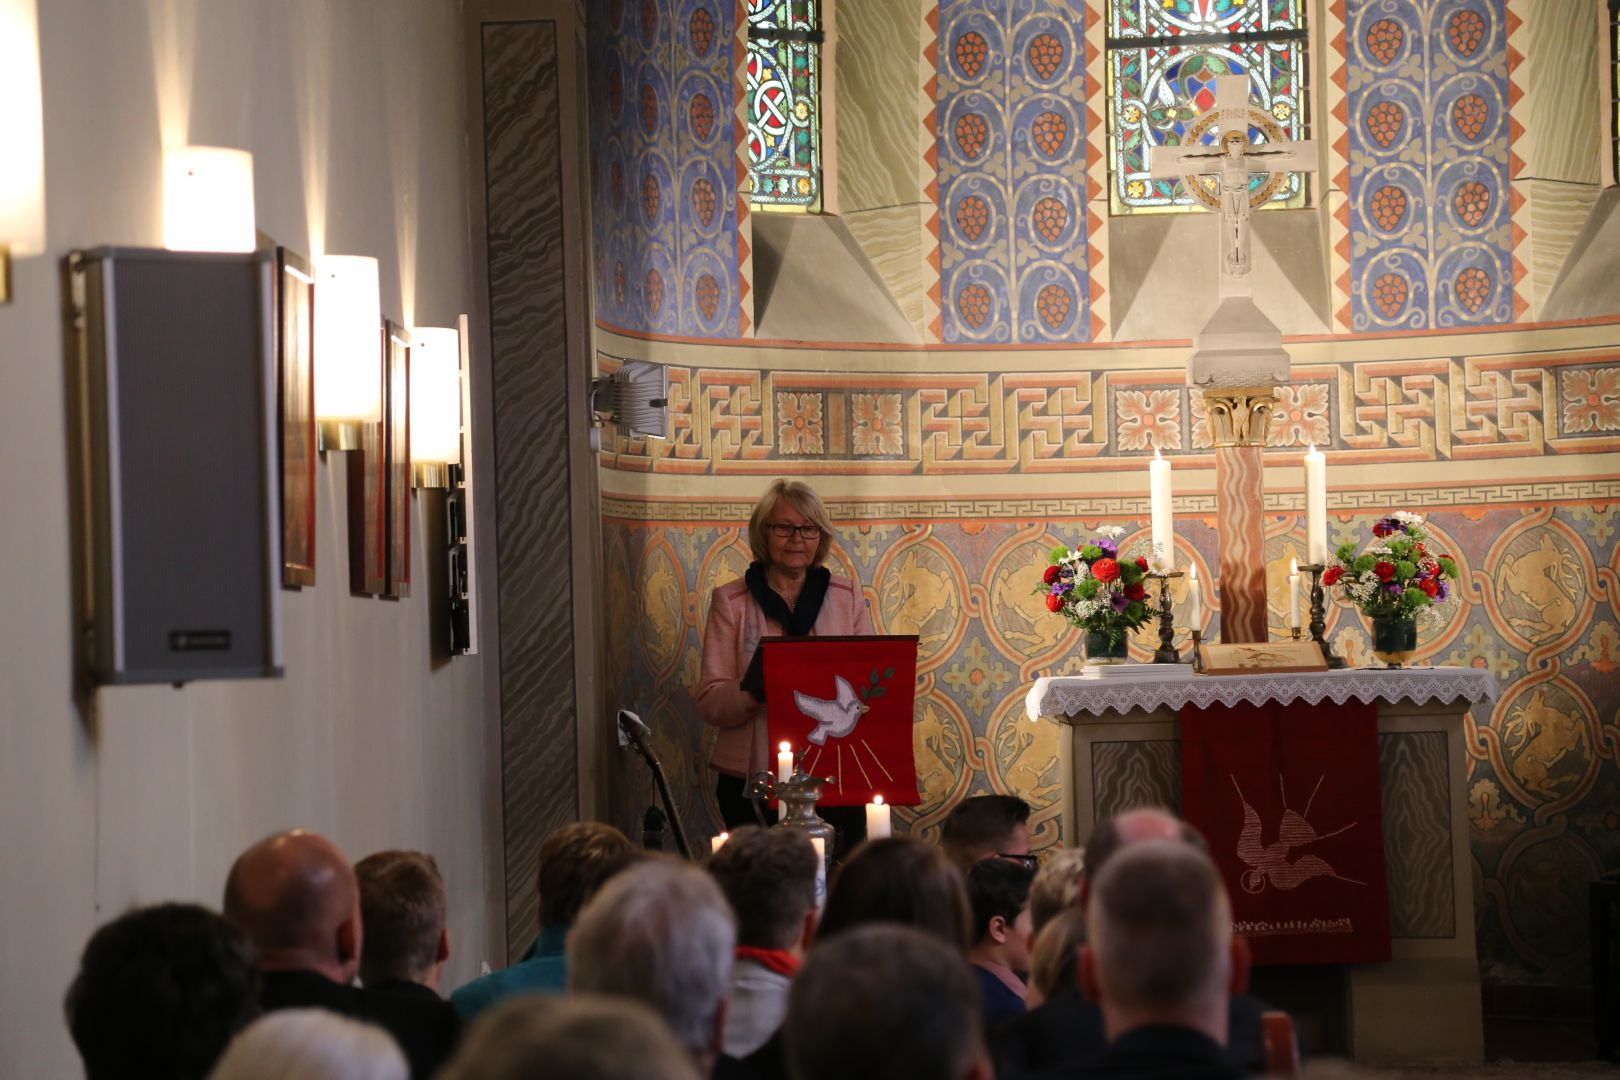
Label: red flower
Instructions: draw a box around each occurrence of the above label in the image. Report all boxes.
[1322,565,1343,586]
[1043,565,1061,585]
[1045,593,1063,612]
[1124,582,1147,601]
[1092,557,1120,583]
[1134,556,1150,571]
[1372,523,1390,537]
[1415,543,1428,557]
[1374,561,1396,581]
[1419,579,1439,597]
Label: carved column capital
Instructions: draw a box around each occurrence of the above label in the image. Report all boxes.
[1200,386,1277,448]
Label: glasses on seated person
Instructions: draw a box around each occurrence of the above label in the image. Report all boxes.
[996,852,1038,870]
[768,523,822,539]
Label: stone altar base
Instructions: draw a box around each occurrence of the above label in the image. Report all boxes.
[1030,668,1497,1065]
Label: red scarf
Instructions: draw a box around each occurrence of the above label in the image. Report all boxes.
[735,946,800,977]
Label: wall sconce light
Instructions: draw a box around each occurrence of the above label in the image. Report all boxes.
[0,0,47,304]
[408,325,463,488]
[313,255,382,450]
[162,146,257,253]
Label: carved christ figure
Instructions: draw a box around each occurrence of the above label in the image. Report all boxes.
[1147,75,1319,299]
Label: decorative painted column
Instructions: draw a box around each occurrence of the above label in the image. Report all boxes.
[1204,387,1275,644]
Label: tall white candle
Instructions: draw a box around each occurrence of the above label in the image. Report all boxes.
[1288,559,1301,629]
[777,742,793,784]
[1150,448,1175,571]
[1304,445,1327,564]
[1188,566,1203,629]
[865,795,892,840]
[711,832,729,854]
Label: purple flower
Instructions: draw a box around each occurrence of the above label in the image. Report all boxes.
[1385,582,1403,594]
[1435,580,1450,601]
[1049,582,1067,596]
[1109,591,1131,612]
[1092,538,1117,557]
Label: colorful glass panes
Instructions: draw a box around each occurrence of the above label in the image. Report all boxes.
[1611,0,1618,184]
[747,0,822,210]
[1107,0,1310,214]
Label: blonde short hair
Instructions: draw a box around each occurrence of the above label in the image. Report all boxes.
[1027,906,1088,1002]
[747,480,835,567]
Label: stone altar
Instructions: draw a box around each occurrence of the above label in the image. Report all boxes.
[1027,666,1499,1064]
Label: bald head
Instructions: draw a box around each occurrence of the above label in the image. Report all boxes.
[224,830,362,982]
[1083,808,1206,896]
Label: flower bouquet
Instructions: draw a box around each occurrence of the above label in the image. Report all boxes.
[1323,511,1458,666]
[1036,526,1154,662]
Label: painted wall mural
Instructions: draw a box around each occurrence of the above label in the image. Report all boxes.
[936,0,1094,342]
[1344,0,1517,331]
[596,348,1620,473]
[603,499,1620,988]
[588,0,740,337]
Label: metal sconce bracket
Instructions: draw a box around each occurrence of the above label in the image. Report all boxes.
[446,462,473,654]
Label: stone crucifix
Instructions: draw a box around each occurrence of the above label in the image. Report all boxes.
[1146,75,1321,644]
[1148,75,1318,302]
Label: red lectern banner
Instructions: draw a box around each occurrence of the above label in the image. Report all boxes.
[761,636,920,807]
[1180,700,1391,965]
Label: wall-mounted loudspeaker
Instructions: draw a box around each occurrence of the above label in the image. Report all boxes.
[72,247,283,684]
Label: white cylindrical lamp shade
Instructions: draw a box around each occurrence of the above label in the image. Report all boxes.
[409,327,463,465]
[314,256,383,424]
[162,146,256,253]
[0,0,46,257]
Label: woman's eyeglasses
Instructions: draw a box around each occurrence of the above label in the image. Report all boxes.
[767,523,822,539]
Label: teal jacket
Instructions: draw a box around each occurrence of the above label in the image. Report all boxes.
[449,925,568,1020]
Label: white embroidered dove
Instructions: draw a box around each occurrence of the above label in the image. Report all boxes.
[796,675,869,746]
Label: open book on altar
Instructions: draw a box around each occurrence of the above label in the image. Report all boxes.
[744,636,920,807]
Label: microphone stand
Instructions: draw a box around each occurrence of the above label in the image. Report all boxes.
[619,713,694,860]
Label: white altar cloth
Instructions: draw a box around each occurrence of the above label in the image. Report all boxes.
[1025,665,1500,721]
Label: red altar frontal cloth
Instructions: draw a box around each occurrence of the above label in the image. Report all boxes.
[762,636,920,807]
[1180,700,1391,965]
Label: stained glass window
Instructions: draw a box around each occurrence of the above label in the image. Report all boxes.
[746,0,822,211]
[1107,0,1311,215]
[1610,0,1618,184]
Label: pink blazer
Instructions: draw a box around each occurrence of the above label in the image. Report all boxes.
[696,575,875,777]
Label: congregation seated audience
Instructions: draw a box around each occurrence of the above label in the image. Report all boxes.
[222,829,459,1079]
[64,902,261,1080]
[1024,907,1088,1009]
[1028,846,1087,935]
[815,836,972,952]
[567,857,736,1074]
[1035,839,1247,1080]
[784,924,991,1080]
[438,994,701,1080]
[995,808,1274,1077]
[450,821,633,1019]
[941,793,1033,870]
[705,826,819,1058]
[965,856,1037,1030]
[208,1008,407,1080]
[355,850,451,996]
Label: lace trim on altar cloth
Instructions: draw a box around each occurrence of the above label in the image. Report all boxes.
[1025,667,1501,721]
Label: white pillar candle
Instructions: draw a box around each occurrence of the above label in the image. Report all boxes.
[711,832,729,854]
[777,742,793,784]
[1150,448,1175,571]
[1288,559,1301,629]
[1188,566,1203,629]
[1304,445,1328,564]
[865,795,892,840]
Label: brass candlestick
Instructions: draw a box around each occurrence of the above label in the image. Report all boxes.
[1190,629,1205,673]
[1148,570,1185,663]
[1297,563,1348,669]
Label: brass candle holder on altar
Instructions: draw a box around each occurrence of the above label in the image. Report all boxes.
[1296,563,1348,669]
[1147,570,1185,664]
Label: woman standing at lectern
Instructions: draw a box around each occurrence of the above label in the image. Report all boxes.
[696,479,873,839]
